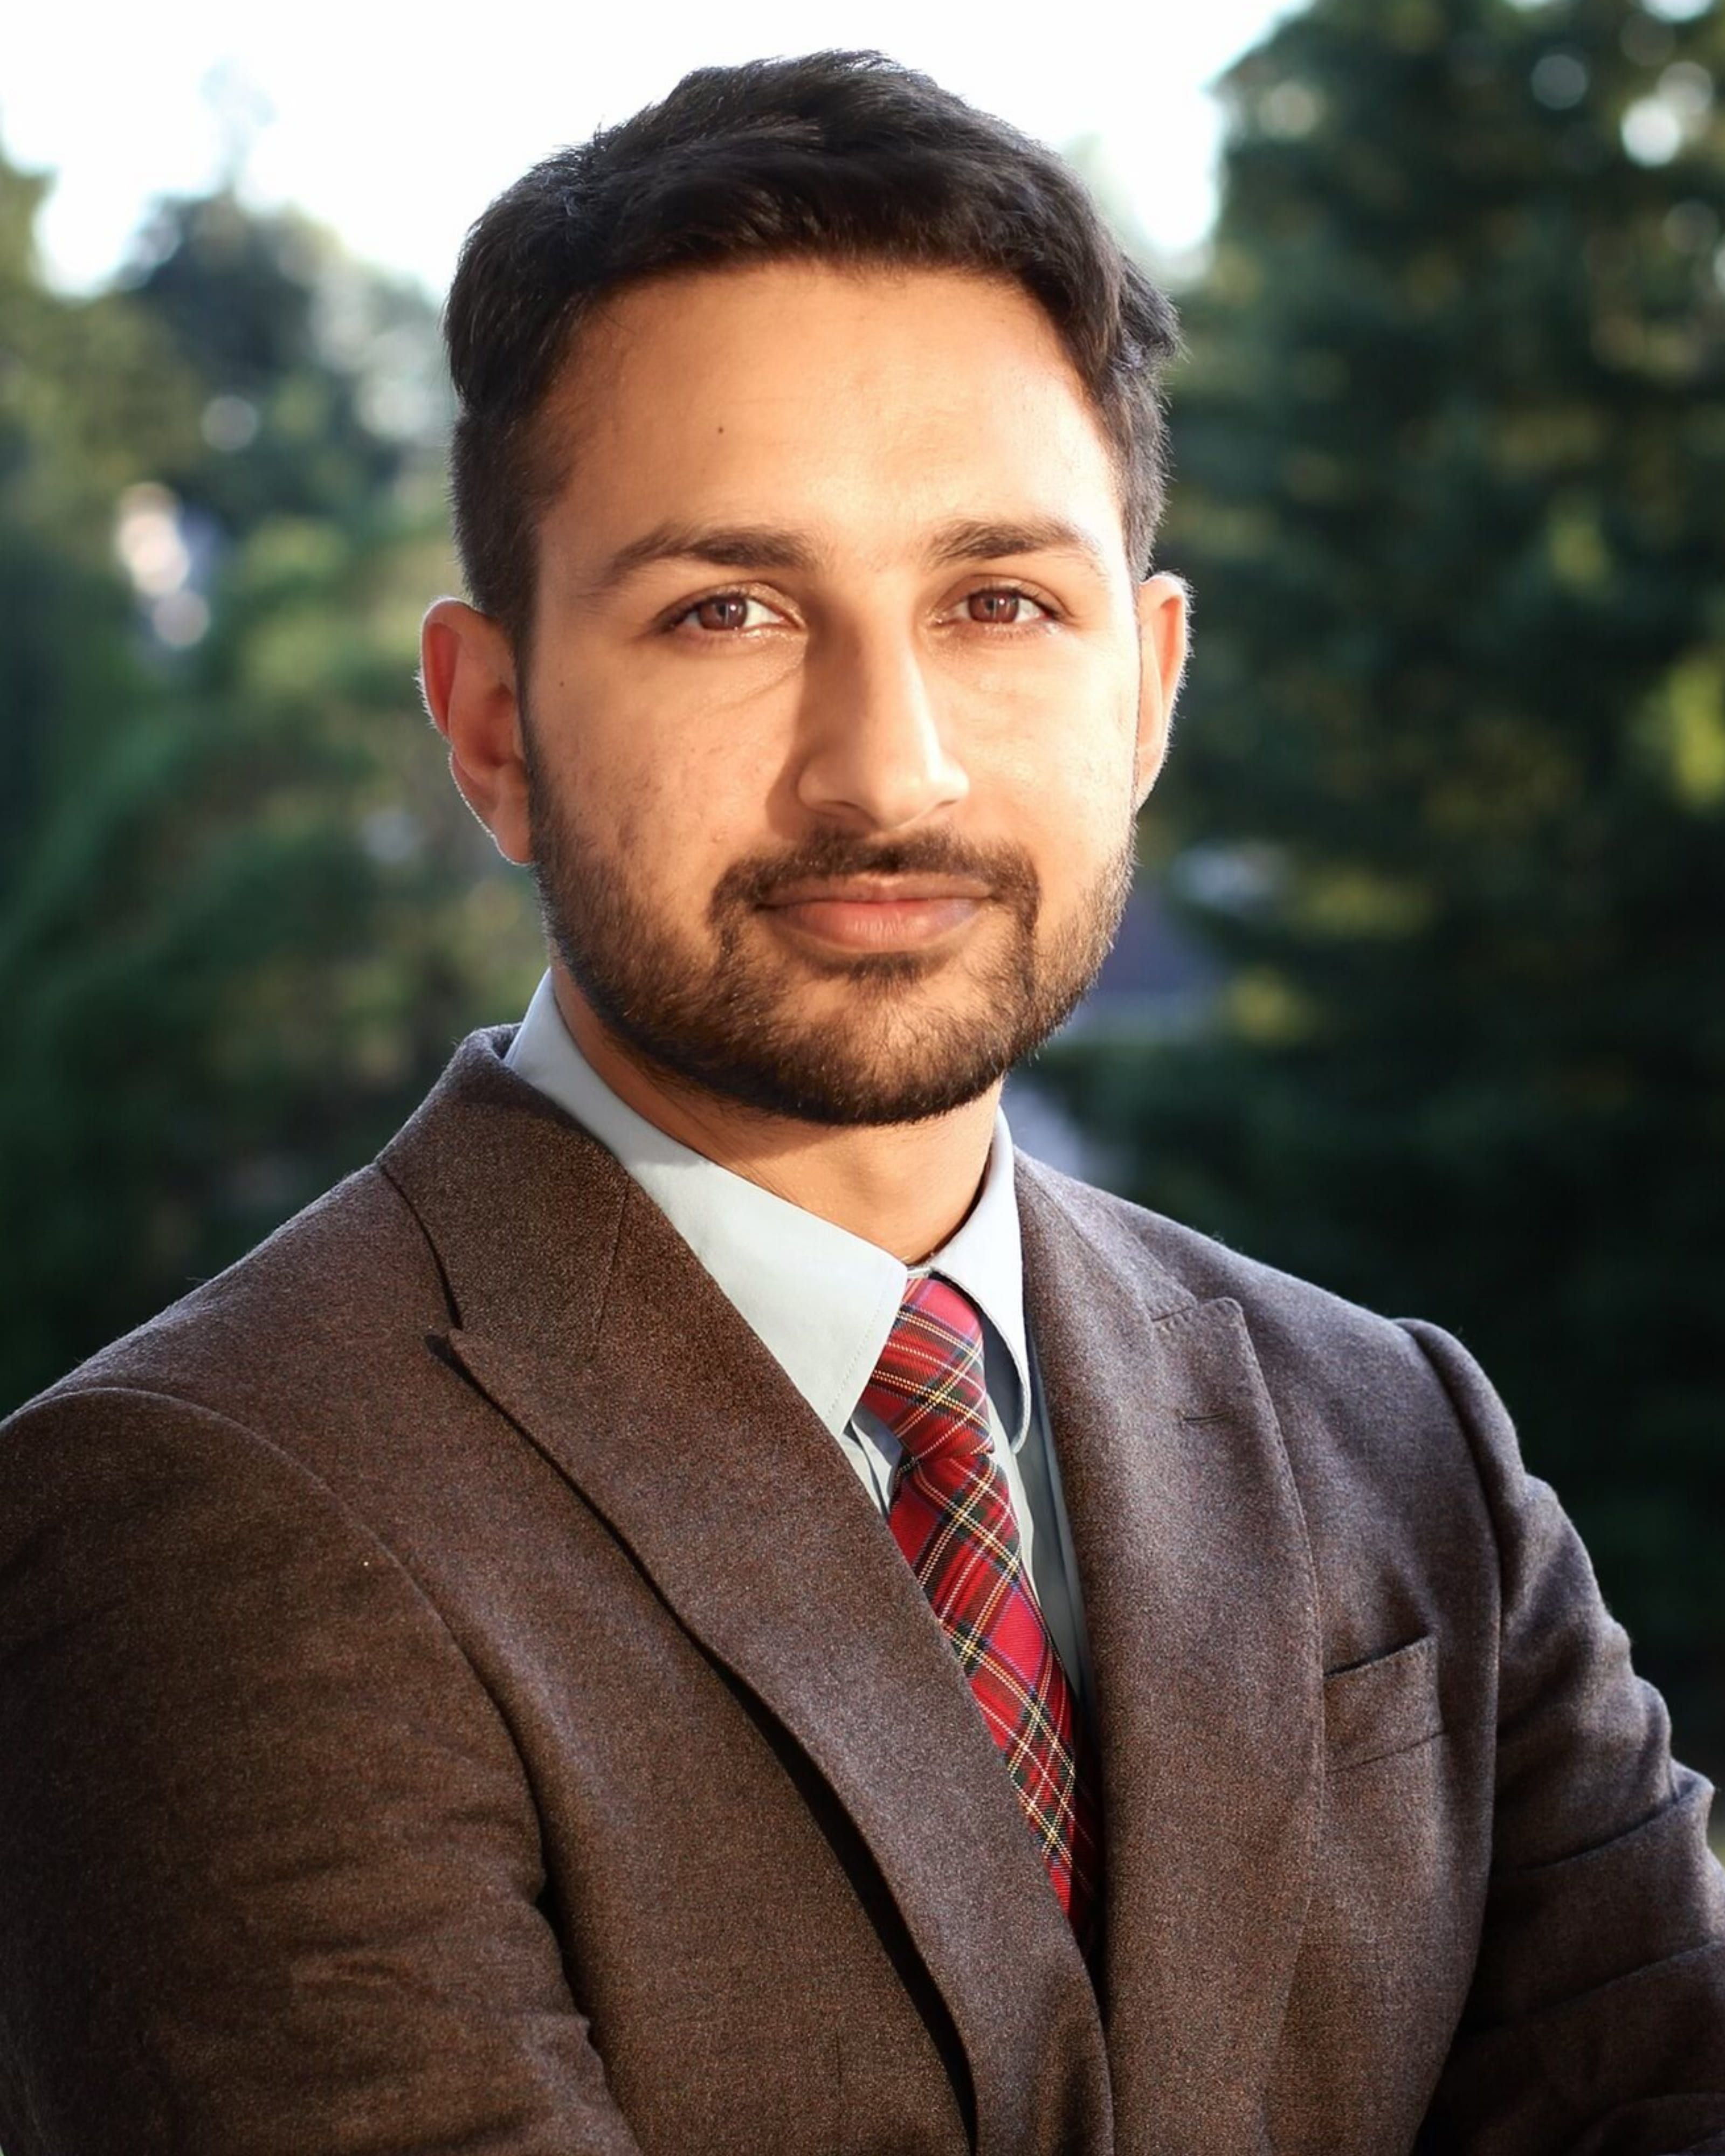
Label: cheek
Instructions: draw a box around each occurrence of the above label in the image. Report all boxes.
[589,738,784,907]
[585,642,794,804]
[1031,777,1134,917]
[539,676,765,861]
[977,672,1139,856]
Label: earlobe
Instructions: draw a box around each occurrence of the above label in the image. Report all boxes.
[1133,571,1190,807]
[419,598,534,866]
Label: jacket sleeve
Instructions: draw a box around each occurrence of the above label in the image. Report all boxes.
[0,1384,647,2156]
[1403,1319,1725,2156]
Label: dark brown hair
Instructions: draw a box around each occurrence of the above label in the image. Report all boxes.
[444,50,1180,650]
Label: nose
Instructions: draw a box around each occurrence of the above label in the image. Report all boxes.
[792,624,969,833]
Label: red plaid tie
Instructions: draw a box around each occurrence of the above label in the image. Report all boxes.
[862,1274,1100,1940]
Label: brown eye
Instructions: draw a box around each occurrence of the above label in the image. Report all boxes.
[965,589,1043,625]
[695,595,753,632]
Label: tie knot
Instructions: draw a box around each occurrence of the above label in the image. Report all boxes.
[860,1275,988,1466]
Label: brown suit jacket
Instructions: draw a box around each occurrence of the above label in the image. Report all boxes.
[2,1028,1723,2155]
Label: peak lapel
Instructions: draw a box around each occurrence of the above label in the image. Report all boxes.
[381,1037,1110,2155]
[1018,1162,1322,2156]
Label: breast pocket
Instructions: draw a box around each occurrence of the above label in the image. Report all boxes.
[1322,1633,1443,1770]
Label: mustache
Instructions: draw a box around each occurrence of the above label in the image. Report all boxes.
[713,830,1041,919]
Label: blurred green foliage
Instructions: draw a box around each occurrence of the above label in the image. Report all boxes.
[1041,0,1725,1774]
[0,151,542,1411]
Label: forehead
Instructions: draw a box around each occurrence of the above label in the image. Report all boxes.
[533,259,1128,568]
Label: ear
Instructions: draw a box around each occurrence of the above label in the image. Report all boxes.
[1133,571,1190,807]
[419,598,534,865]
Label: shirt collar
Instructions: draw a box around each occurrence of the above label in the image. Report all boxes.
[505,972,1031,1443]
[919,1104,1031,1446]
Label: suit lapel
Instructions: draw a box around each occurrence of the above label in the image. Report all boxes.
[1018,1160,1322,2156]
[381,1037,1111,2155]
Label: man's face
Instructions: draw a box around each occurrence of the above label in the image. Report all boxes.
[508,260,1183,1125]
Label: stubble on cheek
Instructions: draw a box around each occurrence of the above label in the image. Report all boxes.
[525,736,1137,1125]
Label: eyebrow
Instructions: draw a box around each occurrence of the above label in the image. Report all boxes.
[924,517,1114,578]
[581,513,1114,597]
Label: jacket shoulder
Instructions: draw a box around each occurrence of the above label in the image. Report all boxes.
[10,1161,448,1440]
[1016,1149,1433,1378]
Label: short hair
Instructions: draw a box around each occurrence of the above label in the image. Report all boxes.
[444,50,1181,652]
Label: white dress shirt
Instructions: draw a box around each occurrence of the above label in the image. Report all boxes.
[506,972,1093,1701]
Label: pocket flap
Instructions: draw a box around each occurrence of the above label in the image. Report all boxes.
[1323,1633,1441,1769]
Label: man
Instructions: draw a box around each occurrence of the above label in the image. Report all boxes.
[1,48,1721,2156]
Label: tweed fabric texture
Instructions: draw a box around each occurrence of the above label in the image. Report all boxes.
[1,1027,1722,2156]
[863,1275,1099,1937]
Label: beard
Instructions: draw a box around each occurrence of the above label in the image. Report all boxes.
[525,764,1136,1130]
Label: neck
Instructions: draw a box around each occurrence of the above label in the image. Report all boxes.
[550,969,1001,1263]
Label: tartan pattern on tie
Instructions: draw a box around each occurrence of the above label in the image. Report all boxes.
[862,1273,1099,1939]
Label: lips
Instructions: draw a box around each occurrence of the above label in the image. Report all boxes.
[758,879,990,952]
[761,875,992,909]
